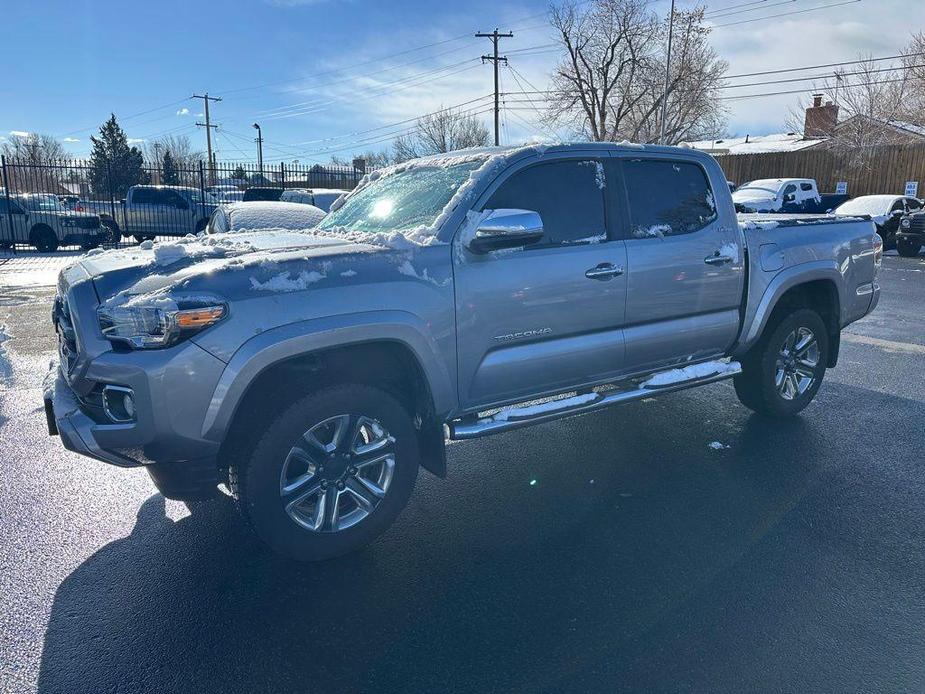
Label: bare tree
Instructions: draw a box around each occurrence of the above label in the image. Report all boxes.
[546,0,726,144]
[392,108,490,163]
[143,134,203,169]
[1,133,67,163]
[898,31,925,124]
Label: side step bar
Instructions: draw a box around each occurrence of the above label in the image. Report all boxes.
[448,361,741,440]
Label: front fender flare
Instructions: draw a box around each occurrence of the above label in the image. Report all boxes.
[199,310,455,442]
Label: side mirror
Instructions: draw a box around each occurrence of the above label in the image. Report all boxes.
[468,209,544,254]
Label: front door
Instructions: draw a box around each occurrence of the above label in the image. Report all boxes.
[454,156,628,411]
[619,156,745,373]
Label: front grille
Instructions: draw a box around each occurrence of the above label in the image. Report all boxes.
[904,214,925,233]
[53,293,78,374]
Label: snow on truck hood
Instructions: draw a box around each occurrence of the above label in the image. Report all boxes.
[75,228,382,306]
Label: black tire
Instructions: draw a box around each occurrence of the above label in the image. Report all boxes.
[230,384,420,561]
[101,220,121,245]
[897,238,921,257]
[81,239,101,251]
[734,308,829,418]
[31,226,59,253]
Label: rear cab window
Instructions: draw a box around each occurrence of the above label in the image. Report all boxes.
[621,159,717,239]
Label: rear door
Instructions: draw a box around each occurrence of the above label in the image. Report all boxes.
[454,155,628,410]
[618,156,744,373]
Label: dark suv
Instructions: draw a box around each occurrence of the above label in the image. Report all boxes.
[897,211,925,257]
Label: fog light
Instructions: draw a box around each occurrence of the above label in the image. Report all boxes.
[102,385,136,423]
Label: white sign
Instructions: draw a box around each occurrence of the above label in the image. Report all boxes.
[905,181,919,198]
[835,182,848,195]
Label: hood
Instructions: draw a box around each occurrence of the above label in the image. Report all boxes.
[77,229,383,305]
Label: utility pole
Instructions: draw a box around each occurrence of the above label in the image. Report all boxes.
[476,29,513,146]
[193,92,222,183]
[253,123,264,176]
[659,0,676,146]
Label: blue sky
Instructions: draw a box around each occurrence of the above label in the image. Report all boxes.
[2,0,922,163]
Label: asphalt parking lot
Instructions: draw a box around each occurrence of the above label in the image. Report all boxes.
[0,251,923,693]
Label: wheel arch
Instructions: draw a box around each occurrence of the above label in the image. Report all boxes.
[206,316,454,478]
[737,265,842,367]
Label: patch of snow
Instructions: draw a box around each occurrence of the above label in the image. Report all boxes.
[580,160,606,189]
[633,224,671,239]
[487,392,600,422]
[717,241,740,263]
[739,219,780,231]
[708,441,729,450]
[340,269,357,277]
[84,247,105,256]
[250,269,326,292]
[138,239,154,249]
[225,201,326,232]
[618,139,646,150]
[642,360,740,388]
[563,233,607,245]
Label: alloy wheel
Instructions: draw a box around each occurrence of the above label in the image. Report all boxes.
[774,326,819,400]
[279,414,395,533]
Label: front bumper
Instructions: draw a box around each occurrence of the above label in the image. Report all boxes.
[62,229,107,247]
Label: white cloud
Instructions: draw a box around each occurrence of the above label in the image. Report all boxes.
[62,137,80,143]
[9,130,30,137]
[176,107,190,116]
[127,138,145,144]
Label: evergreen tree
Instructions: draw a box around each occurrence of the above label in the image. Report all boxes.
[161,150,179,185]
[88,114,149,198]
[231,165,248,182]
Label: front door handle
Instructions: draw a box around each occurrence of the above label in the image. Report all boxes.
[704,252,733,266]
[585,263,624,280]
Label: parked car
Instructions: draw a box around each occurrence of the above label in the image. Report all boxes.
[280,188,348,212]
[832,195,922,250]
[206,201,326,234]
[206,184,240,197]
[0,193,107,252]
[242,187,284,202]
[897,209,925,257]
[44,143,881,561]
[218,190,245,204]
[732,178,848,214]
[88,185,219,243]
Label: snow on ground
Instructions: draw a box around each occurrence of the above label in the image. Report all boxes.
[0,252,81,288]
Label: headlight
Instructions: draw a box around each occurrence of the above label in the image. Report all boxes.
[97,297,226,349]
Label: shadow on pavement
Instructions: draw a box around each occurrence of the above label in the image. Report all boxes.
[35,381,925,693]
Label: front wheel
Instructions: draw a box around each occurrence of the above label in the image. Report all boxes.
[897,238,921,257]
[101,220,121,245]
[734,308,828,417]
[230,384,420,561]
[32,227,59,253]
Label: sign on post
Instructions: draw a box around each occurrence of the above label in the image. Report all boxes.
[835,182,848,195]
[905,181,919,198]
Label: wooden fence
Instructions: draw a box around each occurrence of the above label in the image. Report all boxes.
[714,142,925,197]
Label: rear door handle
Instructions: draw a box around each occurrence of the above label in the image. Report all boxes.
[704,252,733,266]
[585,263,624,280]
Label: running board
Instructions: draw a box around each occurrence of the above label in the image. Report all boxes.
[448,361,741,440]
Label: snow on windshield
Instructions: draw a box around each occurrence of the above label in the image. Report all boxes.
[834,195,898,218]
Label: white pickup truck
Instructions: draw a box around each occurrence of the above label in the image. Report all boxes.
[0,193,107,252]
[732,178,849,214]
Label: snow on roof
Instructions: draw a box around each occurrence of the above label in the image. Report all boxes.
[832,195,904,218]
[226,201,326,231]
[685,133,825,155]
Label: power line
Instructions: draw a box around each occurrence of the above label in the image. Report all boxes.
[725,51,924,79]
[707,0,798,19]
[711,0,861,27]
[477,29,514,146]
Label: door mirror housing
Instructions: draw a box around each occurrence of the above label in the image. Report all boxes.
[468,209,544,254]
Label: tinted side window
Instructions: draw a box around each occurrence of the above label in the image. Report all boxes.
[132,188,155,204]
[800,183,813,192]
[623,159,717,238]
[483,160,606,246]
[891,200,905,213]
[907,199,922,211]
[783,184,797,196]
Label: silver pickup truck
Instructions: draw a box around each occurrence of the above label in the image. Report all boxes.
[44,143,881,560]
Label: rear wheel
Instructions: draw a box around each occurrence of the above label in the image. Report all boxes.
[734,308,828,417]
[897,238,921,257]
[31,226,58,253]
[230,384,420,561]
[133,234,156,244]
[101,219,121,245]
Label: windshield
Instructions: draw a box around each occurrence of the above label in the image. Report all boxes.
[834,197,894,216]
[317,159,485,235]
[733,183,777,199]
[20,194,63,211]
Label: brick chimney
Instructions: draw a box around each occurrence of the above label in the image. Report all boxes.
[804,94,839,138]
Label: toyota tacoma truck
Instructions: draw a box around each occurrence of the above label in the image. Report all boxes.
[0,193,107,252]
[44,144,882,560]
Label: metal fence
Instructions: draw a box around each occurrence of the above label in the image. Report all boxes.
[0,157,363,253]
